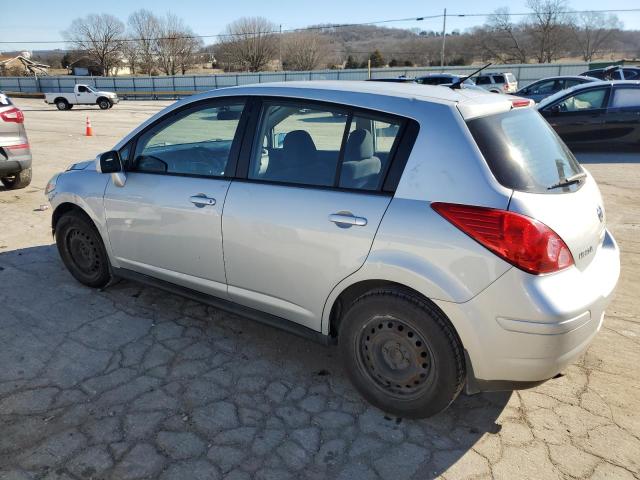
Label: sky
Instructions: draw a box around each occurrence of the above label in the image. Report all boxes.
[1,0,639,52]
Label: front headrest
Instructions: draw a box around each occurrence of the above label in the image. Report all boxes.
[345,129,374,161]
[283,130,317,156]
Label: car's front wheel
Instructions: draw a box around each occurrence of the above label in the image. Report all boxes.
[339,288,465,418]
[1,168,32,190]
[55,211,112,288]
[98,98,111,110]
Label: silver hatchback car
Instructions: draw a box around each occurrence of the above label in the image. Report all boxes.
[46,82,620,418]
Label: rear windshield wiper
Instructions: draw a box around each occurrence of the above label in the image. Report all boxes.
[547,172,587,190]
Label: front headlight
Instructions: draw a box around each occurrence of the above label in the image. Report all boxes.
[45,174,59,195]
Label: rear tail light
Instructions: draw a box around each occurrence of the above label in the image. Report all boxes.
[432,202,574,275]
[511,98,531,108]
[0,107,24,123]
[5,143,29,150]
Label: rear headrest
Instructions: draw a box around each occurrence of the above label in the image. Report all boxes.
[345,129,375,161]
[283,130,317,157]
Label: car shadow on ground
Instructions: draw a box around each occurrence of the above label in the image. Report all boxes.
[0,244,510,479]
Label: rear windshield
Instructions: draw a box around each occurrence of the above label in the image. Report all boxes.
[505,73,516,82]
[0,94,11,106]
[466,108,582,193]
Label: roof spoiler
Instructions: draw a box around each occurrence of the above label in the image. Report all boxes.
[450,63,492,90]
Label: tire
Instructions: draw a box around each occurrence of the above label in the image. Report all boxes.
[98,98,111,110]
[55,211,112,288]
[1,167,32,190]
[56,99,69,110]
[339,288,465,418]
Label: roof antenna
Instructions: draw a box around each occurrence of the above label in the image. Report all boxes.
[450,62,492,90]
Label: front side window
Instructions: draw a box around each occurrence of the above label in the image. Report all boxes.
[611,88,640,108]
[249,103,348,187]
[530,79,558,94]
[555,88,608,112]
[133,100,245,177]
[78,86,88,93]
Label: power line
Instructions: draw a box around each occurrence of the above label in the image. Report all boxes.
[0,8,638,45]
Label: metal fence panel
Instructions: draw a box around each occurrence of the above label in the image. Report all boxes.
[0,62,589,95]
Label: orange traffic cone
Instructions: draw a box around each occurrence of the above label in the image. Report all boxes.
[85,116,93,137]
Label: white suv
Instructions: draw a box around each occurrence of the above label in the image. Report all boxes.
[474,72,518,93]
[46,81,619,418]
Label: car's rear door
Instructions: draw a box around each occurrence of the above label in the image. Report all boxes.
[103,97,248,297]
[600,86,640,147]
[222,98,411,331]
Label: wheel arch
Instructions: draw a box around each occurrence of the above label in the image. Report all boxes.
[54,97,68,104]
[97,96,111,105]
[52,202,87,234]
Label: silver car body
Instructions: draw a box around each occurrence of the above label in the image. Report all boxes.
[0,92,31,178]
[47,81,620,390]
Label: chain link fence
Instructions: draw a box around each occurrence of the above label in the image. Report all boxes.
[0,62,589,98]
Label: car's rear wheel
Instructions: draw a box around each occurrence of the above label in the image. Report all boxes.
[339,288,465,418]
[1,168,32,190]
[56,99,69,110]
[55,211,112,288]
[98,98,111,110]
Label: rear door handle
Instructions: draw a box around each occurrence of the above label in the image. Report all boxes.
[190,194,216,207]
[329,213,367,227]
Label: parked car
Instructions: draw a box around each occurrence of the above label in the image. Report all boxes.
[415,73,474,87]
[473,72,518,93]
[580,66,640,81]
[44,84,119,111]
[538,80,640,150]
[367,77,416,83]
[0,92,31,189]
[516,76,599,103]
[47,81,619,418]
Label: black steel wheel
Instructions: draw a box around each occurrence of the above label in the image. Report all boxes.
[357,315,436,400]
[55,211,111,288]
[339,288,465,418]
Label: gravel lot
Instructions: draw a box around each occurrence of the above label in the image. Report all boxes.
[1,98,639,480]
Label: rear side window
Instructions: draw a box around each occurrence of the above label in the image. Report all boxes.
[476,76,491,85]
[611,88,640,108]
[248,101,403,190]
[493,75,506,83]
[623,69,639,80]
[466,108,582,193]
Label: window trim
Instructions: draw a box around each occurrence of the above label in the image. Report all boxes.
[125,96,251,180]
[236,95,417,194]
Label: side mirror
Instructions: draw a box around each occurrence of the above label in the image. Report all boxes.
[549,105,561,114]
[98,150,122,174]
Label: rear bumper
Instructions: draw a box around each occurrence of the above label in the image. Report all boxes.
[437,228,620,390]
[0,157,31,175]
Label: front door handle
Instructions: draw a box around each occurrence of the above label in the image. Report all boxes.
[190,194,216,207]
[329,213,367,227]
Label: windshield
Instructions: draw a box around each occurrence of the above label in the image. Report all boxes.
[466,108,583,193]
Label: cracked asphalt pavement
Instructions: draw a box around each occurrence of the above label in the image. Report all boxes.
[1,99,639,480]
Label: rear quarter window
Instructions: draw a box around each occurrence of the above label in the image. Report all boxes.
[466,108,582,193]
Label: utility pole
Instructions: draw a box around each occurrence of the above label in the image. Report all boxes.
[279,24,283,71]
[440,8,447,69]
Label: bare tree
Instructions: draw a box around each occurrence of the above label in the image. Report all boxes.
[63,14,125,76]
[525,0,572,63]
[128,9,161,74]
[282,32,331,70]
[570,12,622,62]
[483,8,530,63]
[155,13,203,75]
[121,40,140,75]
[217,17,278,72]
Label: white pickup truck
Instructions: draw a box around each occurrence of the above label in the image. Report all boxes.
[44,84,119,110]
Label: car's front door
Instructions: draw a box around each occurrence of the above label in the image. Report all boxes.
[541,86,611,147]
[222,99,408,331]
[76,86,94,104]
[103,98,247,297]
